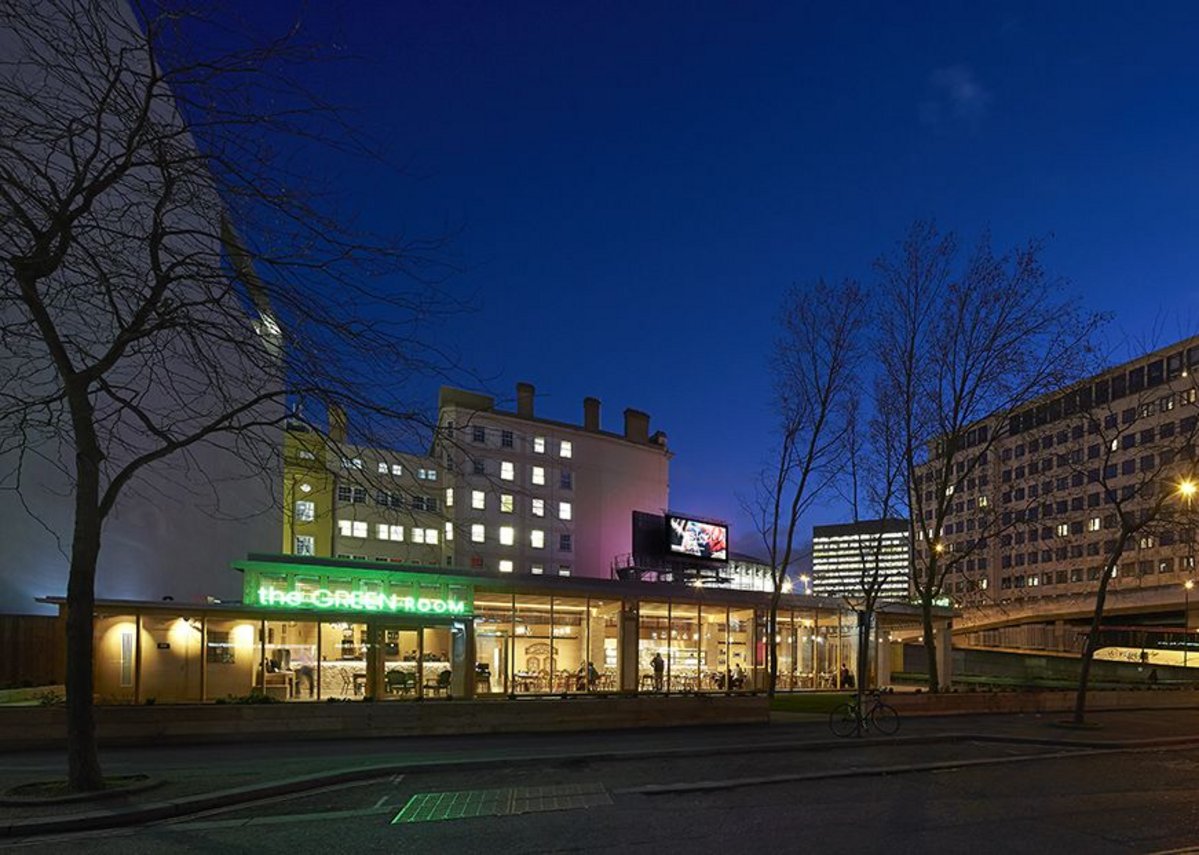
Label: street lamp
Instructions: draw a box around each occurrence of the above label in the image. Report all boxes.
[798,573,811,594]
[1180,479,1198,669]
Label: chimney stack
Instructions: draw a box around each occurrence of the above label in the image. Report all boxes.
[516,382,535,419]
[623,408,650,443]
[328,404,348,443]
[583,397,601,432]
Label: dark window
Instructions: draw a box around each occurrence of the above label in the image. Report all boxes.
[500,430,514,448]
[560,471,573,489]
[1148,359,1164,387]
[1128,366,1145,392]
[559,533,573,552]
[1112,374,1127,399]
[472,459,485,475]
[472,426,486,443]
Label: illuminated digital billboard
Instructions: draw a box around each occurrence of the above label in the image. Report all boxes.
[667,515,728,561]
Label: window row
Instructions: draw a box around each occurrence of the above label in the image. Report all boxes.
[469,525,572,551]
[469,459,574,489]
[468,491,571,519]
[336,519,441,544]
[335,485,440,512]
[467,426,573,459]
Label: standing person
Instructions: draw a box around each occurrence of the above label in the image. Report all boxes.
[651,652,665,691]
[732,663,746,690]
[839,664,851,689]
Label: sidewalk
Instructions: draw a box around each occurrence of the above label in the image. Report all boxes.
[2,707,1198,837]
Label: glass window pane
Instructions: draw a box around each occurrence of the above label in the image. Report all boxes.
[513,595,553,693]
[474,594,513,695]
[552,596,587,692]
[319,621,369,699]
[638,601,670,693]
[669,603,700,692]
[205,617,263,701]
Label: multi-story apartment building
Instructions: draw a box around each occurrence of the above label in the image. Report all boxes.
[917,335,1199,608]
[281,418,448,568]
[281,383,672,580]
[811,519,912,599]
[437,384,671,578]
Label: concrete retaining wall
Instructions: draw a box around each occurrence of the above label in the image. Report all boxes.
[886,687,1199,717]
[0,695,769,751]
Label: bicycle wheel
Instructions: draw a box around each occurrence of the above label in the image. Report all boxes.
[869,702,900,735]
[828,702,859,737]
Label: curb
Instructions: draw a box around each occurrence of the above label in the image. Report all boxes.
[6,729,1199,838]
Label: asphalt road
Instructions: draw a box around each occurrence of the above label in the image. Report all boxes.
[6,737,1199,854]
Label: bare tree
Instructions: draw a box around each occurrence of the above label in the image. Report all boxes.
[878,221,1104,692]
[1050,363,1199,723]
[841,379,906,720]
[749,279,866,696]
[0,1,455,789]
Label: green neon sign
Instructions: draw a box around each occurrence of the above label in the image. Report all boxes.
[255,586,471,617]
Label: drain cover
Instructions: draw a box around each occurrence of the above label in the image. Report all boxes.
[392,782,611,823]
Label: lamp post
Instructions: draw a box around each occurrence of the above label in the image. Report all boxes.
[1186,580,1195,668]
[1179,479,1197,669]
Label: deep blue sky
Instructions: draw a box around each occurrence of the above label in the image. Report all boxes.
[229,2,1199,553]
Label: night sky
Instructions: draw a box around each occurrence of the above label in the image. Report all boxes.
[224,2,1199,554]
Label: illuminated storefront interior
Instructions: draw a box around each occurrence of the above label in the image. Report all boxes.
[50,555,935,704]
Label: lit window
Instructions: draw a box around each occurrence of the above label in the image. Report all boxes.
[392,463,402,476]
[425,528,439,545]
[1055,523,1068,537]
[471,524,485,543]
[501,461,515,481]
[500,494,514,513]
[533,436,546,454]
[558,565,571,577]
[294,500,315,522]
[444,521,454,541]
[559,501,572,521]
[342,457,363,470]
[418,468,437,481]
[339,519,368,538]
[532,498,545,517]
[977,496,989,508]
[531,564,544,575]
[500,526,515,546]
[297,449,315,460]
[498,559,514,573]
[377,461,389,474]
[531,529,545,549]
[294,535,315,556]
[532,466,545,486]
[945,485,954,496]
[375,524,404,541]
[412,528,425,544]
[445,488,454,507]
[560,440,572,458]
[472,490,485,510]
[1088,517,1101,532]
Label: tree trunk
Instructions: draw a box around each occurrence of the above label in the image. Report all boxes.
[921,599,940,693]
[1073,547,1122,725]
[66,458,104,791]
[857,608,871,730]
[767,590,780,698]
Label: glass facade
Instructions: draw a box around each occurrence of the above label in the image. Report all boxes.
[83,558,886,703]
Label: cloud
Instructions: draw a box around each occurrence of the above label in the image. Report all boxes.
[920,65,991,126]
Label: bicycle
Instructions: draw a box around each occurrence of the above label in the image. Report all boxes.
[828,689,900,737]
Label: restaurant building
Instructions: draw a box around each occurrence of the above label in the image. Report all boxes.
[48,554,952,704]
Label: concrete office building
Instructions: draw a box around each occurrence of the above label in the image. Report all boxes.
[811,520,912,599]
[918,335,1199,612]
